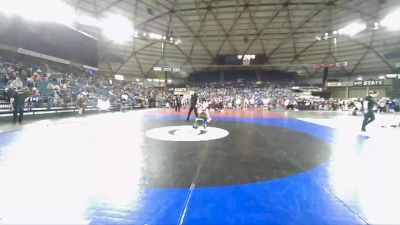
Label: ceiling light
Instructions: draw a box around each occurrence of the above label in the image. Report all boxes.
[386,74,398,78]
[338,22,366,36]
[149,33,163,40]
[76,15,100,27]
[381,9,400,31]
[357,77,363,81]
[100,14,134,43]
[379,75,386,80]
[1,0,19,15]
[174,38,182,45]
[1,0,75,26]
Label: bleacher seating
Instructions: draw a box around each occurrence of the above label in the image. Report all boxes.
[35,80,50,96]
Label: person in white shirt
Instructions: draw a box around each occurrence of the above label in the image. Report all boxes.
[193,98,212,129]
[377,98,386,113]
[284,99,290,110]
[235,97,242,109]
[120,91,129,112]
[244,98,249,109]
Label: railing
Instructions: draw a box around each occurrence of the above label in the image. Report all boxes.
[0,96,158,115]
[0,94,170,116]
[1,98,93,115]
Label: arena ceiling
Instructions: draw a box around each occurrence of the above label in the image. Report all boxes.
[66,0,400,79]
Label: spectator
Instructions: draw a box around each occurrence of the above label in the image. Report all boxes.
[175,95,181,112]
[10,86,29,123]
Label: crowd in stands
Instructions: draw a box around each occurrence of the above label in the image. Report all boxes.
[1,51,400,115]
[173,83,400,113]
[0,53,170,111]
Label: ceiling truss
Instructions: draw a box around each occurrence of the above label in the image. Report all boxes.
[67,0,400,78]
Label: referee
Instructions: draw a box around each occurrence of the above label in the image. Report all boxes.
[361,90,378,132]
[186,93,198,121]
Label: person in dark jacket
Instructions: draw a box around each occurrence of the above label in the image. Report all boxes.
[10,86,29,123]
[186,93,198,120]
[361,90,378,132]
[175,96,182,112]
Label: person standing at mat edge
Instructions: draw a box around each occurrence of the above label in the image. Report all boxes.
[10,86,29,123]
[186,93,198,120]
[175,95,182,112]
[361,90,378,132]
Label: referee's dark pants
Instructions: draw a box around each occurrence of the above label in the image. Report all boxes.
[13,107,24,123]
[186,106,198,120]
[361,111,375,131]
[175,104,181,112]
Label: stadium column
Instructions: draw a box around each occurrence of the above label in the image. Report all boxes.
[220,70,224,82]
[346,86,349,98]
[165,71,168,86]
